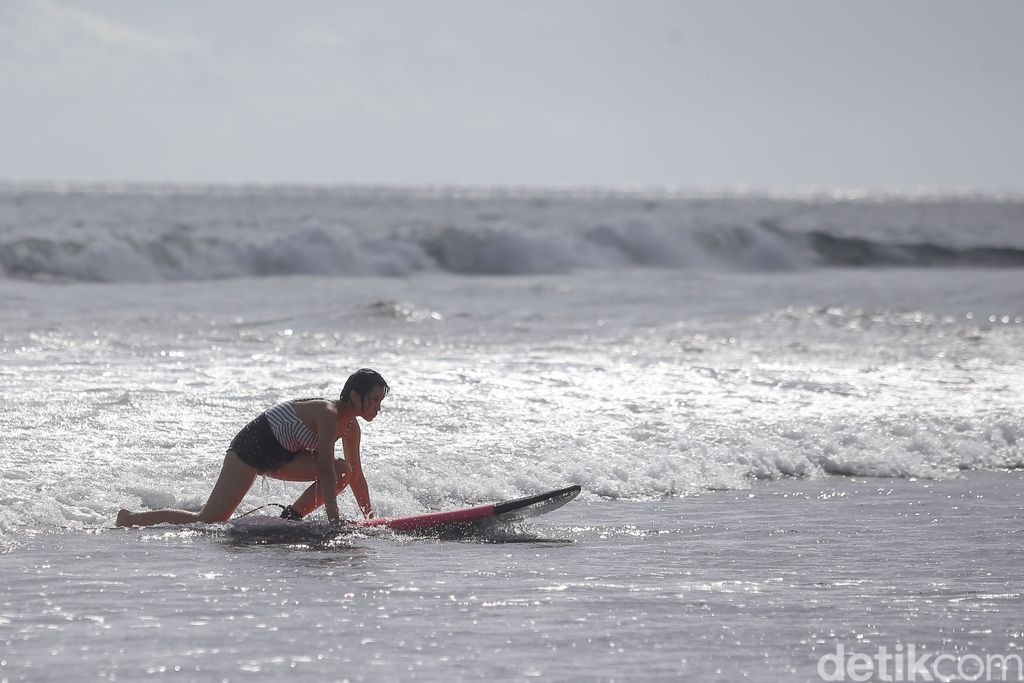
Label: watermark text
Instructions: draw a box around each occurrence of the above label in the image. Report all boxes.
[818,644,1023,682]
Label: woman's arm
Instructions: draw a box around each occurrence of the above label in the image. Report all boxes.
[315,409,341,524]
[342,422,373,518]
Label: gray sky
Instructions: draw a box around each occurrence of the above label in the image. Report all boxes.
[1,0,1022,190]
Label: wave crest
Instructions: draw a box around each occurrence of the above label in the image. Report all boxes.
[3,218,1024,282]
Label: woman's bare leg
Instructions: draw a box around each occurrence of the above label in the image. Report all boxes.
[270,452,352,517]
[116,451,258,527]
[115,507,199,527]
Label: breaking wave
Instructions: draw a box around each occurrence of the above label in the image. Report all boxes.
[4,219,1024,282]
[3,185,1023,282]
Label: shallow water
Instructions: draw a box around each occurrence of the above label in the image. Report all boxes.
[2,186,1022,681]
[3,472,1021,682]
[1,268,1021,542]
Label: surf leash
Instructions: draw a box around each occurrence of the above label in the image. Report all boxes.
[230,503,305,521]
[231,503,288,521]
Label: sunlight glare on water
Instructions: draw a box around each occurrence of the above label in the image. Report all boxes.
[0,186,1022,680]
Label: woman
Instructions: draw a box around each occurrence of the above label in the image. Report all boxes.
[116,368,389,527]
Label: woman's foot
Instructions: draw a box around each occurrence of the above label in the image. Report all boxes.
[115,509,133,527]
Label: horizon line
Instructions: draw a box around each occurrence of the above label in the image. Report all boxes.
[1,177,1022,202]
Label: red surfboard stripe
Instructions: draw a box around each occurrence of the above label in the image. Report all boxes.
[352,503,498,531]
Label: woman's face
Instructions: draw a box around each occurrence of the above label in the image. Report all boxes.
[358,386,387,421]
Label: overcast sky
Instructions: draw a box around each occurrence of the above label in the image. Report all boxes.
[1,0,1022,191]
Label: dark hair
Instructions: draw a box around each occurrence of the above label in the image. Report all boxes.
[340,368,390,405]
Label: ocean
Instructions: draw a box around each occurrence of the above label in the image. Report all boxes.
[1,184,1022,681]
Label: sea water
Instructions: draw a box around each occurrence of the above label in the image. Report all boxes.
[1,185,1022,681]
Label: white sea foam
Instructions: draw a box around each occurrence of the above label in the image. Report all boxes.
[1,262,1022,546]
[1,184,1021,683]
[0,187,1022,546]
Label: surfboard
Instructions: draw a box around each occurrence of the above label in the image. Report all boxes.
[226,484,582,540]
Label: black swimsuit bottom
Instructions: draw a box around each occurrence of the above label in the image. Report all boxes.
[229,413,300,474]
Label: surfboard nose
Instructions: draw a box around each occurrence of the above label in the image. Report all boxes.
[493,485,582,516]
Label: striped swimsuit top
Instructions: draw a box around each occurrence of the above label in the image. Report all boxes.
[264,400,320,453]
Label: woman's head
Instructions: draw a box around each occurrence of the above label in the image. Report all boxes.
[340,368,390,420]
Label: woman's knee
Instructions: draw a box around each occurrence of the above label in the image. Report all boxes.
[335,458,352,478]
[195,511,228,524]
